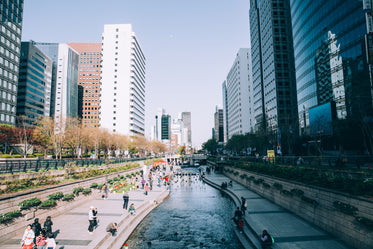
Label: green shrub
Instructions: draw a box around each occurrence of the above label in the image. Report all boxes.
[62,193,75,201]
[7,210,22,218]
[301,196,319,206]
[262,182,271,189]
[27,154,35,158]
[281,190,293,197]
[273,182,283,190]
[34,153,44,157]
[356,216,373,230]
[73,187,84,195]
[82,188,92,195]
[107,179,114,184]
[18,198,41,209]
[98,184,104,189]
[11,154,22,158]
[0,213,13,224]
[333,201,358,215]
[113,177,119,181]
[49,192,64,200]
[248,176,255,181]
[120,175,125,179]
[0,154,11,158]
[39,199,57,208]
[126,174,131,178]
[254,178,264,185]
[291,189,304,197]
[90,183,98,188]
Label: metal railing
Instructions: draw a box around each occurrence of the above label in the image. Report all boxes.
[0,157,148,174]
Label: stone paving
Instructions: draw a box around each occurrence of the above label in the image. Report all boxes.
[0,183,169,249]
[205,171,352,249]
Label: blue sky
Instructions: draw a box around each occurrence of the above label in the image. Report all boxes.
[22,0,250,147]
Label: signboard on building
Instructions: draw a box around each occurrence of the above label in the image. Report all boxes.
[267,150,275,163]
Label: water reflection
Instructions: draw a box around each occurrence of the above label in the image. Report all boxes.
[124,168,244,248]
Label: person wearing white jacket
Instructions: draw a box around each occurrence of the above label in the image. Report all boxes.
[21,224,35,249]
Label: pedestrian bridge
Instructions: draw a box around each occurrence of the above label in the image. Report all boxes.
[165,154,207,166]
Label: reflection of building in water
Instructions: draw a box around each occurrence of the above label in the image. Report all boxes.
[315,31,346,119]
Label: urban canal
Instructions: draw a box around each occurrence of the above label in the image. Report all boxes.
[123,167,245,248]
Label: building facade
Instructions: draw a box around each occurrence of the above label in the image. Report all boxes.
[214,107,224,143]
[0,0,24,125]
[100,24,146,136]
[17,41,52,126]
[68,43,102,128]
[290,0,373,134]
[249,0,298,153]
[181,112,192,147]
[222,81,229,143]
[224,48,254,139]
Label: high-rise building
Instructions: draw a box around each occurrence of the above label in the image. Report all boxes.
[0,0,24,125]
[214,106,224,143]
[222,81,228,143]
[249,0,298,153]
[181,112,192,147]
[34,43,79,123]
[155,108,170,142]
[68,43,102,128]
[100,24,146,136]
[17,41,52,126]
[223,48,254,139]
[290,0,373,134]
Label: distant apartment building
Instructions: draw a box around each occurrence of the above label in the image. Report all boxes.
[222,81,228,143]
[100,24,146,136]
[214,106,224,143]
[0,0,24,125]
[68,43,102,128]
[223,48,254,140]
[17,41,52,126]
[34,43,79,124]
[171,114,184,146]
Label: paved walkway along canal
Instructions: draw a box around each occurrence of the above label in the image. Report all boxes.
[0,183,169,249]
[203,169,351,249]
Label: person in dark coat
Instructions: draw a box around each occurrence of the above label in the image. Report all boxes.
[122,191,129,209]
[43,216,53,234]
[31,218,41,245]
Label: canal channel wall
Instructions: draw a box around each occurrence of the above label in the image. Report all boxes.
[0,167,142,243]
[219,165,373,249]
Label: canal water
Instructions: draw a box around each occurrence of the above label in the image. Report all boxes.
[123,167,244,249]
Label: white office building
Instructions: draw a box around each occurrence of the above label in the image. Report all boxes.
[100,24,146,136]
[223,48,254,139]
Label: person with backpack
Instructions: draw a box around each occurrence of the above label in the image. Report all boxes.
[31,218,42,246]
[43,216,53,235]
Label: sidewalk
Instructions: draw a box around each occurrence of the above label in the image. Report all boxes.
[204,171,350,249]
[0,184,169,249]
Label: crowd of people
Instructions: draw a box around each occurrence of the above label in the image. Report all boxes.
[21,216,56,249]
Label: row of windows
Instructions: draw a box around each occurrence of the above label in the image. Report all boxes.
[0,113,15,123]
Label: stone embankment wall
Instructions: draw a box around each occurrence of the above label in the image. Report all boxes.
[223,166,373,249]
[0,167,141,243]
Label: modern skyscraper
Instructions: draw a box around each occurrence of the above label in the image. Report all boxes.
[181,112,192,147]
[249,0,298,153]
[17,41,52,126]
[155,108,170,142]
[223,48,254,139]
[214,106,224,143]
[34,43,79,123]
[222,81,228,143]
[100,24,146,136]
[68,43,102,128]
[290,0,373,134]
[0,0,24,125]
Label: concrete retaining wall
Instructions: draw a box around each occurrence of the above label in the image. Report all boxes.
[0,168,141,243]
[223,166,373,249]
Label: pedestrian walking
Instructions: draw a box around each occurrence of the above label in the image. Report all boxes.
[43,216,53,235]
[21,224,35,249]
[122,191,129,209]
[106,222,118,236]
[45,233,56,249]
[93,207,98,229]
[102,184,108,199]
[149,178,153,190]
[141,178,146,189]
[144,183,149,195]
[241,197,247,215]
[88,206,97,233]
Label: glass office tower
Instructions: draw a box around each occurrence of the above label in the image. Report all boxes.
[290,0,373,134]
[0,0,24,125]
